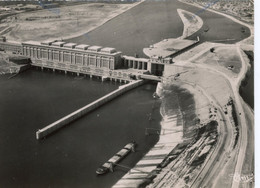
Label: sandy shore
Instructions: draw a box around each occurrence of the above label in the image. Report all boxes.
[177,9,203,39]
[2,1,144,42]
[143,8,203,57]
[59,0,145,42]
[178,0,254,49]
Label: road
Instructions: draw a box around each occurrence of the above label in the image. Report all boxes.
[230,45,249,188]
[181,44,249,188]
[183,74,234,188]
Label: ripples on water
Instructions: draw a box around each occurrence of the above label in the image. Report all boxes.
[0,69,161,188]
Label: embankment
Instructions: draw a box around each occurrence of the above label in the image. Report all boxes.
[36,80,145,140]
[113,81,199,187]
[239,50,254,109]
[177,8,203,39]
[0,53,31,75]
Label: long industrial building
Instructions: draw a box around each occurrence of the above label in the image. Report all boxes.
[0,36,184,79]
[22,40,122,69]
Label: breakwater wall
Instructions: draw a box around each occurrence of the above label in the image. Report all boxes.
[19,64,31,72]
[170,38,200,58]
[36,80,145,140]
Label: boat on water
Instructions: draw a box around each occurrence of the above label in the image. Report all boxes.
[204,27,209,32]
[96,141,136,175]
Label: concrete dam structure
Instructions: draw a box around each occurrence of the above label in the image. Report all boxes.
[0,36,197,79]
[36,80,145,140]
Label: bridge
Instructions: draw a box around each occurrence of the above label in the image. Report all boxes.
[139,74,162,81]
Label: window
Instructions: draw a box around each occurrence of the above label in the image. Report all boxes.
[64,52,71,63]
[89,56,96,66]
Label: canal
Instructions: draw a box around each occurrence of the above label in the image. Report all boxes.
[0,69,161,188]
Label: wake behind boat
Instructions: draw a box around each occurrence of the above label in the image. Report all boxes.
[96,141,136,175]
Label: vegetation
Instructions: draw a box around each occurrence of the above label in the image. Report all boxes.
[231,102,239,149]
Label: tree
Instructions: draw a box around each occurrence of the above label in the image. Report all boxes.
[210,48,215,53]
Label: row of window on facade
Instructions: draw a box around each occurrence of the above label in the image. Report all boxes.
[0,44,22,53]
[23,47,116,69]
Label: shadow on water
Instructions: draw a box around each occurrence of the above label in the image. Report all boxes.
[0,69,161,188]
[239,51,254,109]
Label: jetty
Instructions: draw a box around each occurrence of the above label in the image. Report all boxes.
[36,80,145,140]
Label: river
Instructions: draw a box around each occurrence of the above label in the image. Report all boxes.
[0,69,161,188]
[0,0,252,187]
[66,0,250,58]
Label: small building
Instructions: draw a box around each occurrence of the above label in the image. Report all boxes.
[0,37,22,54]
[148,56,172,76]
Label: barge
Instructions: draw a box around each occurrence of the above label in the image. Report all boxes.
[96,141,136,175]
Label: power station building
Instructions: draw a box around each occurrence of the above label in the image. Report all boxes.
[22,40,122,70]
[0,37,181,79]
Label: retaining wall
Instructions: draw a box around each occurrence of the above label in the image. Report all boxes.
[36,80,145,140]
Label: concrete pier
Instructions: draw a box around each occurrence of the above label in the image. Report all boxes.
[36,80,145,140]
[102,76,108,82]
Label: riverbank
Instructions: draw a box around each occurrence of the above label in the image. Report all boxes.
[178,0,253,25]
[0,70,162,188]
[2,1,143,42]
[239,50,254,109]
[165,37,253,188]
[0,52,31,75]
[177,9,203,39]
[113,83,199,187]
[178,0,253,46]
[136,72,222,187]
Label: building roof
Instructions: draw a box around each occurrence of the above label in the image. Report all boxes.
[122,55,149,62]
[101,47,116,54]
[75,44,90,50]
[20,39,121,56]
[51,41,66,47]
[88,46,102,51]
[63,43,77,48]
[41,39,57,46]
[23,41,41,46]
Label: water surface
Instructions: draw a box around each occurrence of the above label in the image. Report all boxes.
[66,0,250,57]
[0,69,161,188]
